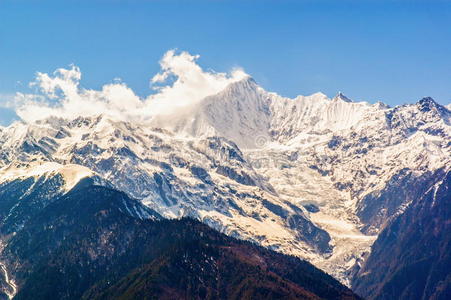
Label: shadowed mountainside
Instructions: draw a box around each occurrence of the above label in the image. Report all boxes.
[1,182,359,300]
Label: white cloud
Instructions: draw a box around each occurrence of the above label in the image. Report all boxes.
[146,50,247,115]
[32,65,82,100]
[13,50,248,123]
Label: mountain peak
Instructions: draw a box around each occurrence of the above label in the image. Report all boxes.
[374,101,390,109]
[418,96,436,104]
[333,92,353,103]
[310,92,328,99]
[417,97,437,111]
[416,97,450,117]
[225,75,258,92]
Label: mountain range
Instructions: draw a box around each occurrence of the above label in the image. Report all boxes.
[0,76,450,299]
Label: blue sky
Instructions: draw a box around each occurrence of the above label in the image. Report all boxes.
[1,0,451,125]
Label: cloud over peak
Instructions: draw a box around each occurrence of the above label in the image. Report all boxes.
[13,50,248,124]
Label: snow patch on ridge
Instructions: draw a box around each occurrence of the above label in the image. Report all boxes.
[0,162,93,191]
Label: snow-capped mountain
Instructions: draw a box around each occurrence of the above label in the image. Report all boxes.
[0,76,449,286]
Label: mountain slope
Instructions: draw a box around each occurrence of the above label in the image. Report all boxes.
[352,167,451,300]
[0,113,333,260]
[0,180,359,300]
[0,162,99,235]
